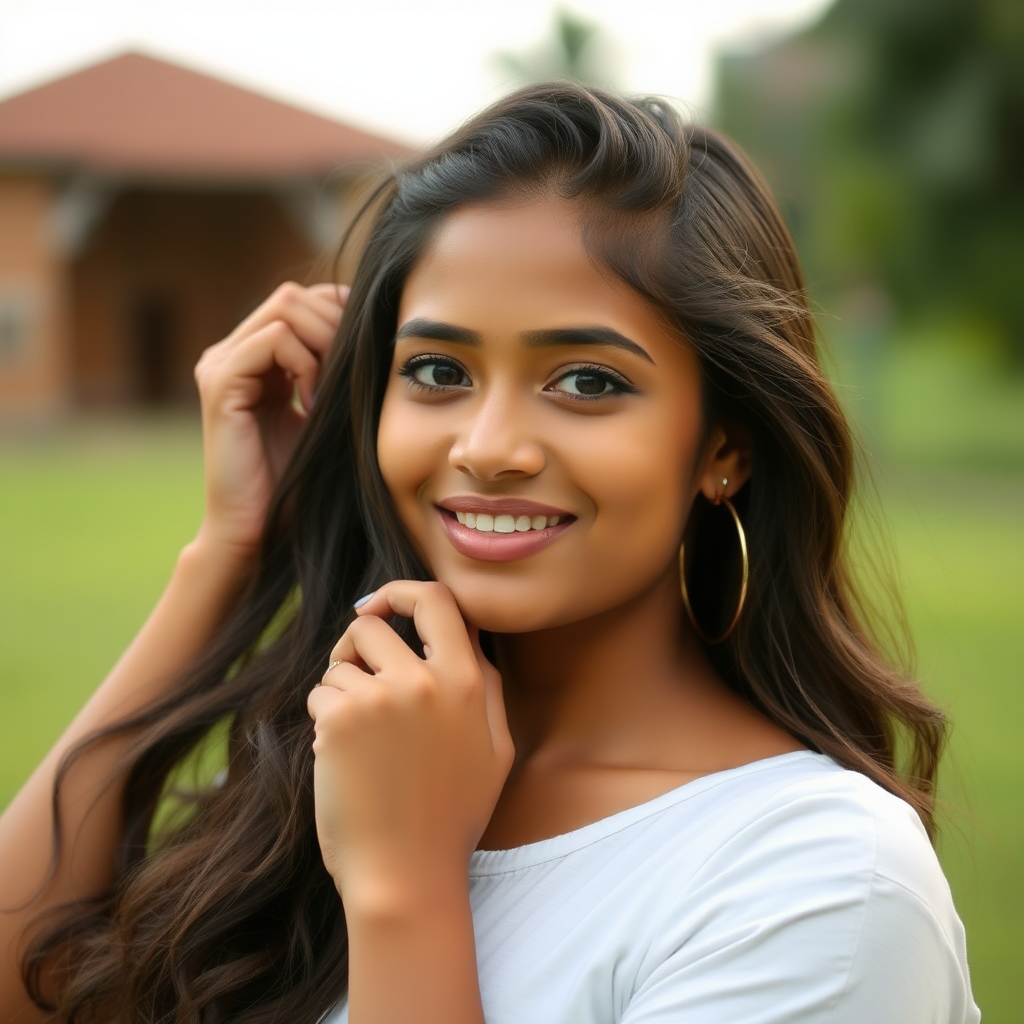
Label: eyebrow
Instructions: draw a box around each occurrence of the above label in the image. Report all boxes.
[394,318,655,365]
[394,318,479,345]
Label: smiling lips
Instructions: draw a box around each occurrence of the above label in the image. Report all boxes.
[437,499,574,562]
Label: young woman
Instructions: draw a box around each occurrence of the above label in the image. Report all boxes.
[1,84,978,1023]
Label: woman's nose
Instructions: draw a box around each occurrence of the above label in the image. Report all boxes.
[447,393,545,481]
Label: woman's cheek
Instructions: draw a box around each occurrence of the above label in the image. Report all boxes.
[376,400,438,555]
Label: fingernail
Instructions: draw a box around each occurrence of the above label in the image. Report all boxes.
[354,591,375,609]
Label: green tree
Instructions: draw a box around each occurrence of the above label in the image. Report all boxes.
[715,0,1024,360]
[493,7,621,91]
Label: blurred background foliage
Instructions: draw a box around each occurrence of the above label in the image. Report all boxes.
[715,0,1024,366]
[493,6,622,92]
[1,1,1021,1020]
[713,3,1024,1017]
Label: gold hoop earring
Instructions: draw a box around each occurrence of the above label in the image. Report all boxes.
[679,494,749,645]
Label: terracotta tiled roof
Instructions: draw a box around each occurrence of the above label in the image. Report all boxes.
[0,51,408,178]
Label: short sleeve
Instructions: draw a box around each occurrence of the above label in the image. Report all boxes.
[620,780,980,1024]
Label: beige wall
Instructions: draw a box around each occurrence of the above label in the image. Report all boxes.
[71,187,319,405]
[0,175,68,418]
[0,175,362,418]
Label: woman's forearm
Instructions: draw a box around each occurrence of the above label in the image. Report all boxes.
[345,877,485,1024]
[0,536,252,1020]
[309,579,512,1024]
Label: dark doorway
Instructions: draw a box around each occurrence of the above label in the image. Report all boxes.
[131,294,179,403]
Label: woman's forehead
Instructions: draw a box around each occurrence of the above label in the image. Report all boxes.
[400,200,642,321]
[395,200,693,377]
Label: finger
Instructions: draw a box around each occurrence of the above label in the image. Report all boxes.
[307,664,369,725]
[251,282,343,336]
[199,319,327,411]
[300,284,349,348]
[266,294,339,359]
[328,614,419,676]
[468,625,512,747]
[307,675,341,723]
[300,287,350,352]
[354,581,472,669]
[308,281,350,311]
[218,322,323,411]
[226,283,340,357]
[319,659,376,694]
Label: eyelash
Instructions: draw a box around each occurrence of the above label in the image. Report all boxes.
[397,355,638,402]
[398,354,469,392]
[553,363,638,400]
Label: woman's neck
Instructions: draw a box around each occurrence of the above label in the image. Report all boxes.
[477,568,803,851]
[492,570,715,765]
[490,565,802,779]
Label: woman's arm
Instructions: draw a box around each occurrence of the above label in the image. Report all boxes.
[0,283,345,1021]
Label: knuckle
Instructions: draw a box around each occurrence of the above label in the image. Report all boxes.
[357,683,394,714]
[272,281,303,307]
[264,319,293,345]
[404,668,437,703]
[314,695,357,736]
[344,616,373,641]
[193,346,218,385]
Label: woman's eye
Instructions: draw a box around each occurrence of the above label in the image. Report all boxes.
[550,367,635,399]
[400,357,470,390]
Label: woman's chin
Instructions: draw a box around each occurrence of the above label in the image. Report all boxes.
[461,607,552,635]
[454,594,576,636]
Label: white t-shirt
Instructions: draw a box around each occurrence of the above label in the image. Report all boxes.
[324,751,979,1023]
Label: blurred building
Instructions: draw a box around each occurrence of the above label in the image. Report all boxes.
[0,52,407,419]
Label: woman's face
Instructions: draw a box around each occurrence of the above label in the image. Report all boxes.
[377,197,710,633]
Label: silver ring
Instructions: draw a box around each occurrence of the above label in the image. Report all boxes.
[320,659,343,684]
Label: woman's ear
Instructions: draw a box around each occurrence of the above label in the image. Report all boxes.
[698,422,753,503]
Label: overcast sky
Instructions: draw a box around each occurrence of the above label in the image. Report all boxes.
[0,0,830,144]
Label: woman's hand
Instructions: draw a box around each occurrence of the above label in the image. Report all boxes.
[307,581,514,911]
[192,282,347,560]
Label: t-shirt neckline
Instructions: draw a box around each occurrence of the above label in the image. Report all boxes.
[469,749,831,876]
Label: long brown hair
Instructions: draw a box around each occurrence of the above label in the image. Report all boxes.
[25,82,946,1022]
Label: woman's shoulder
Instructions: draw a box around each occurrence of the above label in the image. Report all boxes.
[471,750,949,926]
[626,752,979,1023]
[472,750,934,884]
[588,750,931,856]
[545,749,965,960]
[651,749,945,903]
[471,749,964,956]
[468,752,979,1023]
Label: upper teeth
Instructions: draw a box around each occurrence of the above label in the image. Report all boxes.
[454,511,562,533]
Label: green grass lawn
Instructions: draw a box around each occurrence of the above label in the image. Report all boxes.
[885,471,1023,1022]
[0,417,205,788]
[1,347,1021,1019]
